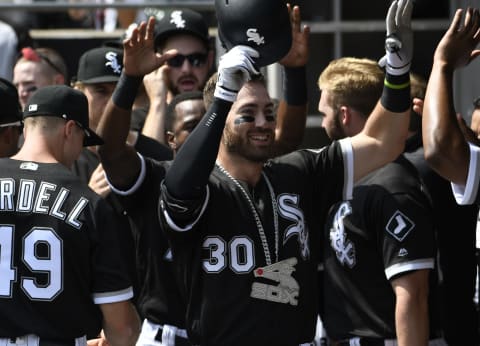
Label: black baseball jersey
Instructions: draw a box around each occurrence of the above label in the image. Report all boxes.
[73,149,139,301]
[159,140,353,346]
[322,155,435,340]
[0,158,133,339]
[109,156,188,327]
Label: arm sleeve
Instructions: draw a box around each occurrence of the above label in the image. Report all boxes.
[164,98,232,199]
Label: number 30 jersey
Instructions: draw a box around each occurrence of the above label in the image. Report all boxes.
[0,158,133,339]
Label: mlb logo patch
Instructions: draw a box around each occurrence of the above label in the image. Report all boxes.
[28,104,38,111]
[385,210,414,242]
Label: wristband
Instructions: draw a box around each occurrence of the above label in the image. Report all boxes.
[283,66,307,106]
[112,73,143,110]
[381,72,410,113]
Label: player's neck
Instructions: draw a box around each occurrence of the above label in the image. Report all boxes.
[217,150,263,187]
[11,140,59,164]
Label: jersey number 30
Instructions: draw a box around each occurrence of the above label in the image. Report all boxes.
[0,225,63,301]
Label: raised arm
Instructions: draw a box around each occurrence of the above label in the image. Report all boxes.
[351,0,413,182]
[163,46,259,200]
[96,17,176,188]
[422,8,480,186]
[274,4,310,156]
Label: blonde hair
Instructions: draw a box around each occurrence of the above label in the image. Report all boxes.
[24,116,66,135]
[318,57,384,118]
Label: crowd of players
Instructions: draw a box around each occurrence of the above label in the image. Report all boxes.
[0,1,480,345]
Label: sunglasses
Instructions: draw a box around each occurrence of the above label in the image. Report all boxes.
[167,53,208,68]
[21,47,64,75]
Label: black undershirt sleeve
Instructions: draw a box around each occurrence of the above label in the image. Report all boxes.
[164,97,233,200]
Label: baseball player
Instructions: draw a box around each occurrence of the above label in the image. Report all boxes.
[317,57,444,345]
[95,5,309,345]
[423,8,480,206]
[0,85,140,346]
[156,0,414,344]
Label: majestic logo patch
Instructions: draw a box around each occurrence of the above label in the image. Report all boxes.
[246,28,265,46]
[250,257,299,306]
[386,210,414,242]
[398,248,408,257]
[105,52,121,74]
[170,10,186,29]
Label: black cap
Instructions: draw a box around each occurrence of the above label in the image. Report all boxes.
[0,78,22,126]
[76,47,123,84]
[215,0,292,67]
[154,9,209,48]
[23,85,103,146]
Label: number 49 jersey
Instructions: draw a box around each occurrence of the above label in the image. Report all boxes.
[0,159,133,339]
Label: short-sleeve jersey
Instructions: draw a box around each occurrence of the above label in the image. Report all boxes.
[0,158,133,339]
[451,142,480,205]
[110,156,188,327]
[322,155,435,340]
[160,140,353,345]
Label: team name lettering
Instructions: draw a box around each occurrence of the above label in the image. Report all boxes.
[0,178,88,230]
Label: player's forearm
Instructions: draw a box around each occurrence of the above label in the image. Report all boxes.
[101,301,141,346]
[274,66,308,156]
[422,61,469,185]
[393,270,429,346]
[97,74,143,187]
[141,98,167,144]
[164,98,232,199]
[395,295,429,346]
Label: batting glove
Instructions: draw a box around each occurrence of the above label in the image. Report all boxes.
[378,0,413,76]
[214,45,260,102]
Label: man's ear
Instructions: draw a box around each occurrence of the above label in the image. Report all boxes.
[166,131,176,150]
[339,106,350,126]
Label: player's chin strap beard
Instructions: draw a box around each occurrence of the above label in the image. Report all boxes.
[215,161,279,265]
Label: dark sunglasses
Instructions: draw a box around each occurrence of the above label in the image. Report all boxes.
[20,47,64,75]
[167,53,207,68]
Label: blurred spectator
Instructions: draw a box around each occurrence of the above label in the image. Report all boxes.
[13,46,67,109]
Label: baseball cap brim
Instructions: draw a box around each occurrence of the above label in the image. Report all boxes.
[79,75,121,84]
[81,125,104,146]
[155,29,209,48]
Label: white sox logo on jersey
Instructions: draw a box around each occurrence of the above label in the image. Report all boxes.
[250,257,299,306]
[330,201,356,268]
[170,10,186,28]
[246,28,265,46]
[385,210,414,241]
[105,52,121,74]
[278,194,309,260]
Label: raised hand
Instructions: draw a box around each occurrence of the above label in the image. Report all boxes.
[122,16,177,77]
[279,4,310,68]
[434,7,480,70]
[379,0,413,75]
[214,45,260,102]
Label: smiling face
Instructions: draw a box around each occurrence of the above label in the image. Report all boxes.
[222,80,276,163]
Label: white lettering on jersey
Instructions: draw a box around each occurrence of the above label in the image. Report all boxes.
[246,28,265,46]
[34,182,56,214]
[330,202,356,268]
[0,178,89,230]
[66,197,88,229]
[250,257,299,305]
[278,194,309,260]
[0,179,15,210]
[17,179,36,212]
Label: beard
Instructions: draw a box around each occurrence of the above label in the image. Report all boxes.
[222,124,275,163]
[325,109,347,141]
